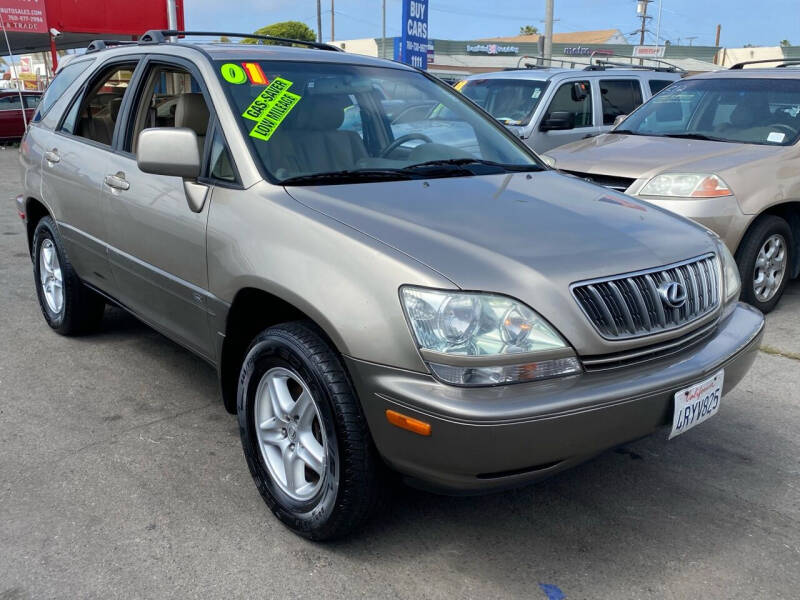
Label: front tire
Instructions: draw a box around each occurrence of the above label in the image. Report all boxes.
[237,321,379,540]
[736,215,793,314]
[32,216,105,335]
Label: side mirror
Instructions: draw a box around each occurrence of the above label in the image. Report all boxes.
[613,114,628,127]
[137,127,201,179]
[571,81,588,102]
[137,127,208,213]
[540,111,575,131]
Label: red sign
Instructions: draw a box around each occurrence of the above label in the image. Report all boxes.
[43,0,184,36]
[0,0,48,34]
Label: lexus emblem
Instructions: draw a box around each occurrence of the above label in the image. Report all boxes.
[658,281,687,309]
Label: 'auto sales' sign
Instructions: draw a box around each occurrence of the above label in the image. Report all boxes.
[0,0,48,34]
[400,0,428,69]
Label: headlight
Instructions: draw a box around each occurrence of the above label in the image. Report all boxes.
[540,154,557,168]
[718,241,741,304]
[640,173,732,198]
[400,287,581,386]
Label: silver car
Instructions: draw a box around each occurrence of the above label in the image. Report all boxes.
[16,31,763,540]
[458,66,681,152]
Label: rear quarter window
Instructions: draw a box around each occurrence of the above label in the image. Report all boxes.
[35,60,93,121]
[649,79,675,96]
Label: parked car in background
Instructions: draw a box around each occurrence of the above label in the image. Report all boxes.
[16,32,763,540]
[0,91,41,142]
[544,64,800,313]
[457,66,681,153]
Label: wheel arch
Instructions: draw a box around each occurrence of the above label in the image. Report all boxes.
[749,202,800,279]
[24,197,52,256]
[218,286,346,415]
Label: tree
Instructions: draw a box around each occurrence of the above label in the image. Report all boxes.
[242,21,316,45]
[219,35,231,43]
[780,39,791,47]
[519,25,539,36]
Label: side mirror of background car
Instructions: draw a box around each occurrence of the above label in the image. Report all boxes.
[613,114,628,127]
[137,128,207,213]
[540,111,576,131]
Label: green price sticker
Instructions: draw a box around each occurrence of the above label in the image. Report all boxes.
[220,63,247,84]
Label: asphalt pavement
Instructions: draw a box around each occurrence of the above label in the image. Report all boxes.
[0,147,798,599]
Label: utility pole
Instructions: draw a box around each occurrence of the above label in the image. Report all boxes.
[317,0,322,43]
[714,24,721,46]
[331,0,335,42]
[636,0,651,64]
[382,0,386,57]
[543,0,554,61]
[656,0,662,45]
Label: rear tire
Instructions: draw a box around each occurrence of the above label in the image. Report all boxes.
[237,321,380,540]
[736,215,793,314]
[32,216,105,335]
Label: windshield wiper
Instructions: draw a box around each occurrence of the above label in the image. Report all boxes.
[280,169,417,186]
[401,158,542,174]
[659,133,729,142]
[612,129,648,135]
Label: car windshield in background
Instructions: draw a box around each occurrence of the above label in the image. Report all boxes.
[617,77,800,146]
[216,60,541,185]
[460,78,549,126]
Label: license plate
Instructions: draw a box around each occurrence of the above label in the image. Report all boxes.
[669,370,724,440]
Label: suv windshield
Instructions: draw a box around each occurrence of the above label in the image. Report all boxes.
[617,77,800,146]
[216,60,541,185]
[460,78,548,126]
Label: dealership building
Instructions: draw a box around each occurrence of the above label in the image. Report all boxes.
[332,30,725,77]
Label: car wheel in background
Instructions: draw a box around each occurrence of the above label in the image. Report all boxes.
[237,321,380,540]
[32,216,105,335]
[736,215,793,314]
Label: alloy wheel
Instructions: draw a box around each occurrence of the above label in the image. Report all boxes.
[753,234,787,303]
[39,238,64,314]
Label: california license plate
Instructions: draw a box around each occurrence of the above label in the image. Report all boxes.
[669,370,724,440]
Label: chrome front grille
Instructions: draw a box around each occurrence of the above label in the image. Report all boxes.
[572,254,720,340]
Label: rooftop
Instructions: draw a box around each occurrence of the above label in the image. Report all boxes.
[482,29,628,45]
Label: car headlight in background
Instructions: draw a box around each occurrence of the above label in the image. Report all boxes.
[400,287,581,386]
[718,241,741,304]
[640,173,732,198]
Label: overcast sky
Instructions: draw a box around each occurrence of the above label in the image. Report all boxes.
[185,0,800,48]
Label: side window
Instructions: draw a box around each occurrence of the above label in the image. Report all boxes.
[0,95,22,110]
[36,60,93,119]
[60,63,137,146]
[599,80,643,125]
[545,80,593,128]
[128,65,210,156]
[649,79,674,96]
[208,128,236,183]
[25,95,41,109]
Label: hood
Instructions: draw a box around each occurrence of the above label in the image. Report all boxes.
[546,133,783,179]
[285,171,717,353]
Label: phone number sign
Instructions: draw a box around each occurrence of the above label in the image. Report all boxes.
[0,0,48,34]
[400,0,428,69]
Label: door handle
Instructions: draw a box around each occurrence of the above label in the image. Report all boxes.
[104,172,130,191]
[44,149,60,164]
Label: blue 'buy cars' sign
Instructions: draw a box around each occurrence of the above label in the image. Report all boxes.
[400,0,429,69]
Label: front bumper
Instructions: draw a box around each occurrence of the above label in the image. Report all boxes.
[635,194,752,253]
[346,303,764,494]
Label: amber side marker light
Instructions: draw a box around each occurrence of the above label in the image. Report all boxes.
[385,410,431,436]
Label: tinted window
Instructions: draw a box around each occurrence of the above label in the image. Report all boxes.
[209,128,236,182]
[62,63,136,146]
[545,80,593,128]
[127,65,209,154]
[649,79,674,95]
[600,80,643,125]
[460,79,549,126]
[24,95,41,108]
[0,95,22,110]
[36,60,92,119]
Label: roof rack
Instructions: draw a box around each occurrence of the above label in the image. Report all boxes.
[86,40,138,53]
[589,58,685,73]
[729,58,800,69]
[521,55,594,69]
[138,30,343,52]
